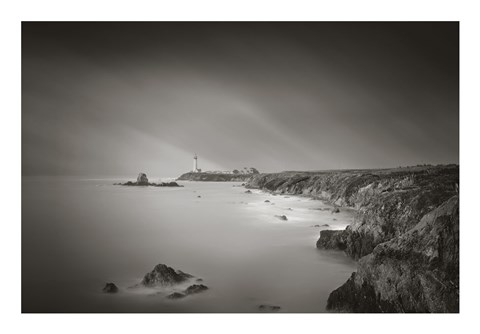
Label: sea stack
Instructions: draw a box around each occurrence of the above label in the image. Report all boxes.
[137,173,149,185]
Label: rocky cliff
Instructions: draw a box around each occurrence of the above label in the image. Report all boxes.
[245,165,459,312]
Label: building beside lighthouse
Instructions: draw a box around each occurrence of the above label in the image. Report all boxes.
[193,154,202,173]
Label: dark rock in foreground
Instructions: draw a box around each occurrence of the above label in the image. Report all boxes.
[102,282,119,293]
[275,215,288,221]
[245,190,252,194]
[317,230,346,250]
[167,284,209,300]
[258,304,281,312]
[167,292,186,299]
[141,264,194,287]
[184,284,209,295]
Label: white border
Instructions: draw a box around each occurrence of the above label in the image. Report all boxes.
[2,1,478,333]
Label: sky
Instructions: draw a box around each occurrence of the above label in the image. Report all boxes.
[22,22,459,177]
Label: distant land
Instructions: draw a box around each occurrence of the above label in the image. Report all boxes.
[177,167,259,182]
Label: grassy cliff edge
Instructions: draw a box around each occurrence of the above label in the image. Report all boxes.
[245,165,459,312]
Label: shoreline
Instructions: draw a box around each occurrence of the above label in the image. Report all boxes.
[244,165,459,312]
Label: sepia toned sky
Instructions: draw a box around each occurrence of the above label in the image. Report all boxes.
[22,22,459,177]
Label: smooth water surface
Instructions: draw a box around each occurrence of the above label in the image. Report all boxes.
[22,177,356,312]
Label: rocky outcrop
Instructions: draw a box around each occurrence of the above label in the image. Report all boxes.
[115,173,183,187]
[177,172,254,182]
[102,282,119,293]
[246,165,459,312]
[184,284,209,295]
[258,304,281,312]
[316,230,346,250]
[137,173,148,185]
[327,196,459,312]
[166,284,209,300]
[141,264,194,287]
[247,165,458,259]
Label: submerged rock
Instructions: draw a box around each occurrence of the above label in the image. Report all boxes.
[258,304,281,312]
[167,284,209,300]
[275,215,288,221]
[245,190,252,194]
[331,207,340,213]
[167,292,186,299]
[102,282,119,293]
[141,264,194,287]
[264,200,270,203]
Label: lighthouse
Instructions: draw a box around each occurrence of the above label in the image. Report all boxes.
[193,154,201,173]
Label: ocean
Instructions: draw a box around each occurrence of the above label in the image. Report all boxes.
[22,177,356,312]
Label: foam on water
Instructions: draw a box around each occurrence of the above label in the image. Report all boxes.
[22,177,357,312]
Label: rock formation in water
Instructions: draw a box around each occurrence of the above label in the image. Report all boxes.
[137,173,149,185]
[141,264,194,287]
[275,215,288,221]
[245,165,459,312]
[166,284,209,300]
[102,282,119,293]
[167,292,186,299]
[115,173,183,187]
[258,304,281,312]
[184,284,209,295]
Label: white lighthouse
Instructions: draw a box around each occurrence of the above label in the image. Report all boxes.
[193,154,201,173]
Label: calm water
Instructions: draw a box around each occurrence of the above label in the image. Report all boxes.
[22,177,356,312]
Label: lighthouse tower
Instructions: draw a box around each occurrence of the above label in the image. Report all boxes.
[193,154,199,172]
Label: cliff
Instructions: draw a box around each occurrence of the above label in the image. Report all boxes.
[177,172,253,182]
[245,165,459,312]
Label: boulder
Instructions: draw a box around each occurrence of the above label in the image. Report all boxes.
[264,200,270,203]
[141,264,194,287]
[316,230,347,250]
[167,292,186,299]
[245,190,252,194]
[102,282,119,293]
[137,173,149,185]
[184,284,209,295]
[275,215,288,221]
[331,207,340,213]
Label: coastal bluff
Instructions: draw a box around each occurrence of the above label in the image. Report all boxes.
[245,165,459,312]
[177,172,258,182]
